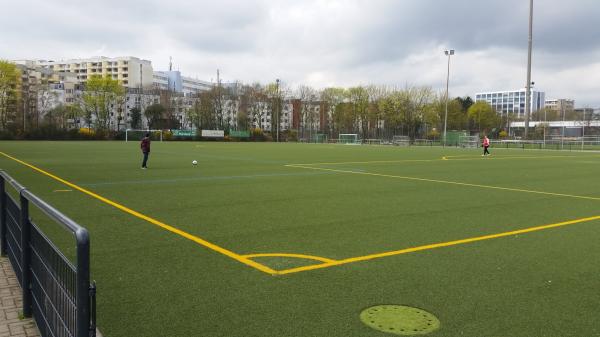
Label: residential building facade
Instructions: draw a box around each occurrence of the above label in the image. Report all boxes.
[545,99,575,113]
[33,56,154,89]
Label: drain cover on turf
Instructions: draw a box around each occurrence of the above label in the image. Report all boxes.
[360,305,440,335]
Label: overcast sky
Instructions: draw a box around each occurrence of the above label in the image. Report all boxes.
[2,0,599,106]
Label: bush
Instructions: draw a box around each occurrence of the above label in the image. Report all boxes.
[250,128,265,141]
[427,130,440,140]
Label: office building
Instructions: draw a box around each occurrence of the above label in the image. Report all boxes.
[153,70,213,95]
[475,89,545,118]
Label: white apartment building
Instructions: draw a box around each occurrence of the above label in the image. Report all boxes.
[475,89,545,118]
[34,56,154,89]
[545,99,575,113]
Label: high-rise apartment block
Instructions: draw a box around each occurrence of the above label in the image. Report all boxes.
[34,56,154,89]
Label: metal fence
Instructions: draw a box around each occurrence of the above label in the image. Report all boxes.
[0,171,96,337]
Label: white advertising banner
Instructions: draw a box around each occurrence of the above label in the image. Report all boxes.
[201,130,225,138]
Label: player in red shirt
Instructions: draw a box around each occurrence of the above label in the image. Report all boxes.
[140,133,151,169]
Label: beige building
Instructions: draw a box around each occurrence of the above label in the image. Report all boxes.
[33,56,154,89]
[545,99,575,113]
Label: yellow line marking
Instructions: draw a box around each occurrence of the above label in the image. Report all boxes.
[243,253,337,264]
[291,154,594,167]
[277,214,600,275]
[0,151,276,275]
[285,164,600,202]
[53,189,72,192]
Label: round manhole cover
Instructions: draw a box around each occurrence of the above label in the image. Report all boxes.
[360,305,440,335]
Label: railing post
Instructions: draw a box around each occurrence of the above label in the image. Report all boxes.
[0,173,6,256]
[75,229,91,337]
[20,190,32,317]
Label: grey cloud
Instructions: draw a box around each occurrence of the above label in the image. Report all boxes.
[1,0,599,105]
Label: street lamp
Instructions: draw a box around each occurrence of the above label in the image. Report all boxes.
[276,79,280,142]
[443,49,455,146]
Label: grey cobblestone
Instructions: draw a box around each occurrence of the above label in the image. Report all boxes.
[0,257,40,337]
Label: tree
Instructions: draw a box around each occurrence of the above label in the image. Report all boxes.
[64,104,84,130]
[236,109,249,130]
[242,84,267,131]
[82,75,125,131]
[0,61,21,131]
[455,96,474,112]
[129,107,142,129]
[185,97,202,130]
[297,85,319,139]
[198,90,218,130]
[468,101,501,134]
[266,80,286,137]
[435,97,465,131]
[365,85,387,139]
[347,86,370,139]
[320,87,346,137]
[35,79,59,129]
[144,104,166,129]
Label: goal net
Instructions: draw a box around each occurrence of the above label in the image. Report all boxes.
[392,135,410,146]
[125,129,164,142]
[459,135,479,148]
[311,134,328,143]
[365,139,383,145]
[339,134,360,145]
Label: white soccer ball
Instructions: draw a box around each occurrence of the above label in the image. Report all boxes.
[192,160,198,165]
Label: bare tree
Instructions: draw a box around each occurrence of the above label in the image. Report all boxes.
[297,85,319,140]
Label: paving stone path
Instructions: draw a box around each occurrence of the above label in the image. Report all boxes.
[0,257,40,337]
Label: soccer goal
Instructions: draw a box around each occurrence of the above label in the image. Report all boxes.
[125,129,164,142]
[392,135,410,146]
[459,135,479,148]
[365,139,383,145]
[311,134,328,143]
[339,134,360,145]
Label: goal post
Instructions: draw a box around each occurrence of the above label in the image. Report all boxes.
[125,129,163,142]
[458,135,479,148]
[338,134,359,144]
[365,139,383,145]
[311,134,328,143]
[392,135,410,146]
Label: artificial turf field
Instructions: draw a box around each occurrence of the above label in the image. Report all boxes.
[1,140,600,337]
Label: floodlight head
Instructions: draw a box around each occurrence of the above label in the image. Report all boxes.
[445,50,455,56]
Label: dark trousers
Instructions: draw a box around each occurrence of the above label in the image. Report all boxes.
[483,146,490,155]
[142,152,149,167]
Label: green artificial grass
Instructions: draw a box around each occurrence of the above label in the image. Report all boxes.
[1,141,599,337]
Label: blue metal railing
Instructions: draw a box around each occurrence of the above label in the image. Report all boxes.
[0,170,96,337]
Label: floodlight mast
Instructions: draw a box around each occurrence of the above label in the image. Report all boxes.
[524,0,534,139]
[443,49,455,147]
[276,79,280,142]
